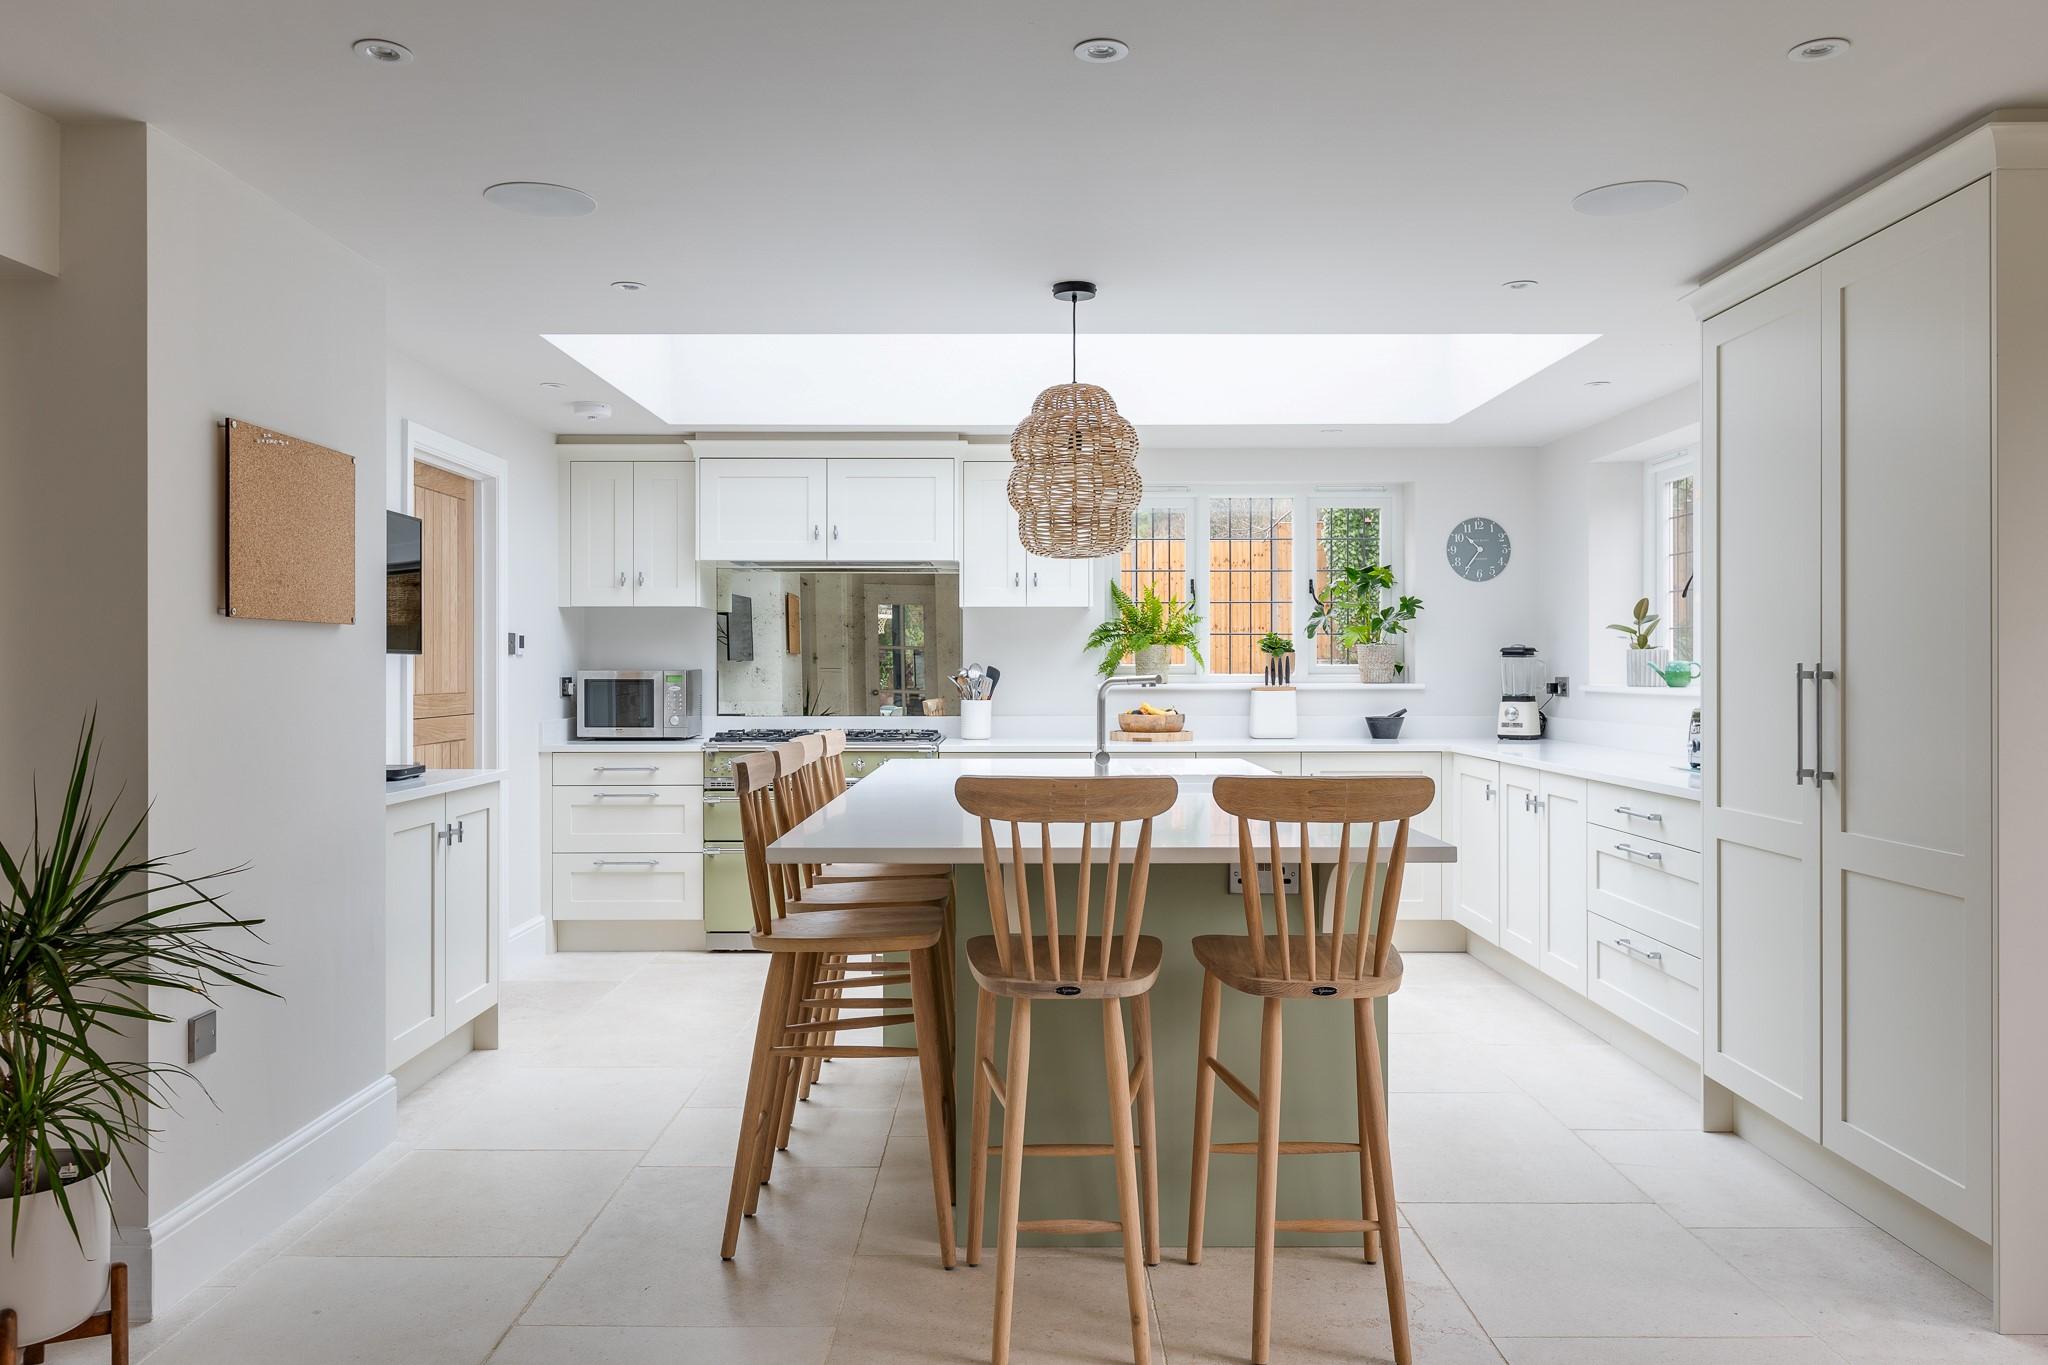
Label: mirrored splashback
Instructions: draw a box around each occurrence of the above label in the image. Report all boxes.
[715,569,961,718]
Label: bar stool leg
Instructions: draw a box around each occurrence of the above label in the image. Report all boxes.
[966,986,997,1266]
[1252,997,1283,1365]
[724,953,796,1257]
[991,998,1032,1365]
[1132,993,1161,1267]
[773,951,818,1152]
[1185,969,1222,1264]
[1103,998,1154,1365]
[907,946,958,1270]
[1353,997,1382,1264]
[1359,998,1412,1365]
[753,952,813,1215]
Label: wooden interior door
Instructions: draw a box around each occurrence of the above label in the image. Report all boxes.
[413,463,476,768]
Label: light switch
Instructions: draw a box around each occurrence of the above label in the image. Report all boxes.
[188,1009,218,1063]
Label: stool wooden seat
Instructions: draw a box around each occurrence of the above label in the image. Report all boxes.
[1186,774,1433,1365]
[956,774,1178,1365]
[720,748,957,1270]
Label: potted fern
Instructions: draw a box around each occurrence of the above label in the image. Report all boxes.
[1608,597,1667,686]
[1085,582,1205,678]
[1308,563,1423,684]
[2,718,273,1346]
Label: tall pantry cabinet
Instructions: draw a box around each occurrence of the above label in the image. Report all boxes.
[1695,120,2048,1329]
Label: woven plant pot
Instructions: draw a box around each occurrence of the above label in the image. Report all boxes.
[1355,642,1401,684]
[1008,382,1143,559]
[1627,646,1670,687]
[1133,645,1172,677]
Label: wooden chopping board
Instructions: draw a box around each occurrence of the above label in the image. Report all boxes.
[1118,729,1194,743]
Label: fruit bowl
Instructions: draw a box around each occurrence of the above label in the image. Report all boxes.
[1118,709,1185,734]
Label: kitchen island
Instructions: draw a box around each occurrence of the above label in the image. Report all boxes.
[768,756,1455,1248]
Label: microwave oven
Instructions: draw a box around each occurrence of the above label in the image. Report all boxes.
[575,669,703,741]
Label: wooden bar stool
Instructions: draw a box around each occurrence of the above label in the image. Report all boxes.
[956,774,1177,1365]
[1186,774,1433,1365]
[720,749,959,1268]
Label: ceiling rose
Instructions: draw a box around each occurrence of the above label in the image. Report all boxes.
[1008,282,1143,560]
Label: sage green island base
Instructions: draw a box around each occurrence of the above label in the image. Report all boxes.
[948,862,1391,1250]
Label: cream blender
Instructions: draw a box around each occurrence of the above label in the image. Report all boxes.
[1497,645,1549,740]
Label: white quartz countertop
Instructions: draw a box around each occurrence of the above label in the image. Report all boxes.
[767,757,1457,867]
[384,768,505,805]
[540,738,705,753]
[938,735,1701,801]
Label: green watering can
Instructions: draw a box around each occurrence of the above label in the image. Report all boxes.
[1657,659,1702,687]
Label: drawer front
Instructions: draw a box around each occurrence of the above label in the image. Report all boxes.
[551,749,703,787]
[702,844,757,934]
[1587,913,1702,1057]
[551,787,704,853]
[552,853,701,922]
[702,793,745,845]
[1587,781,1700,851]
[1587,828,1702,955]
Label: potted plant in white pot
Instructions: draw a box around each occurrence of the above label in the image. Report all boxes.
[1085,582,1205,679]
[1608,597,1667,686]
[2,717,273,1347]
[1309,563,1423,684]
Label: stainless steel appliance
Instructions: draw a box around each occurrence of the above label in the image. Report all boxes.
[1496,646,1548,741]
[574,669,702,741]
[702,727,943,948]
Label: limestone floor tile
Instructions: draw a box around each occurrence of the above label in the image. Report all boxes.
[689,1057,909,1110]
[1406,1203,1804,1339]
[44,1285,230,1365]
[289,1148,638,1256]
[857,1133,958,1260]
[143,1255,553,1365]
[1581,1130,1867,1229]
[1699,1227,2048,1362]
[405,1064,699,1150]
[644,1103,893,1168]
[1388,984,1599,1047]
[1487,1041,1700,1129]
[489,1323,835,1364]
[506,949,701,982]
[1496,1339,1843,1364]
[1393,1092,1647,1203]
[492,978,620,1044]
[1147,1244,1503,1364]
[1388,1032,1518,1093]
[828,1249,1166,1365]
[523,1164,876,1327]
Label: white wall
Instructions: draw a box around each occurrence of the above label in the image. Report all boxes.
[1534,384,1700,751]
[139,127,390,1303]
[385,351,576,955]
[0,89,59,276]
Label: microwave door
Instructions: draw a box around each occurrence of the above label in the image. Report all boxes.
[582,676,658,737]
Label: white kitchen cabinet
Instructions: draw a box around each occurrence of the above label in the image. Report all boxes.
[1588,914,1703,1057]
[1499,764,1542,963]
[546,749,704,930]
[1301,751,1441,919]
[959,461,1092,606]
[697,457,830,560]
[553,853,704,922]
[550,785,704,854]
[1588,828,1702,958]
[1446,755,1500,942]
[1536,773,1589,992]
[564,459,708,607]
[829,458,955,561]
[386,782,500,1072]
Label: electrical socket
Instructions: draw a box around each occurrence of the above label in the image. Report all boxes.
[1547,676,1570,698]
[188,1009,218,1063]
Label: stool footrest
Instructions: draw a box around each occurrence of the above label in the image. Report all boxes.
[985,1142,1147,1158]
[1210,1140,1363,1156]
[1275,1217,1381,1233]
[1206,1057,1261,1111]
[809,974,911,991]
[977,1056,1008,1108]
[770,1044,918,1060]
[779,1012,915,1035]
[1016,1218,1123,1235]
[799,996,912,1009]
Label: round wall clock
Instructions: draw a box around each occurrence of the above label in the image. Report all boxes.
[1447,517,1511,581]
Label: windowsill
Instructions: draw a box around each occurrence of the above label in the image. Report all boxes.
[1136,678,1426,692]
[1582,683,1700,698]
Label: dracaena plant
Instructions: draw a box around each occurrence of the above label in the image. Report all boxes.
[1307,563,1423,647]
[1084,582,1205,679]
[1,715,275,1250]
[1607,597,1662,650]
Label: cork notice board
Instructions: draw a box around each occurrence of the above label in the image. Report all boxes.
[224,418,357,624]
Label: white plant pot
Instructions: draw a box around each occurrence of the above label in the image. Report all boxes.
[1354,642,1401,685]
[1132,645,1172,678]
[1627,646,1670,687]
[0,1164,111,1346]
[1247,686,1297,740]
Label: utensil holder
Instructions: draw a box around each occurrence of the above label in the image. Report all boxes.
[1247,686,1297,740]
[960,699,993,740]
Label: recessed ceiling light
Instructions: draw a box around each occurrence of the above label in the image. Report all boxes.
[1502,279,1539,290]
[481,182,596,218]
[1321,427,1345,434]
[610,280,648,293]
[1572,180,1688,216]
[1584,379,1612,387]
[538,381,566,390]
[351,38,413,64]
[1787,36,1851,62]
[1074,38,1130,63]
[571,401,613,422]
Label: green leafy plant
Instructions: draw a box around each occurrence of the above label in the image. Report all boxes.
[1,716,275,1249]
[1257,631,1294,659]
[1084,582,1205,679]
[1257,631,1295,686]
[1308,563,1423,649]
[1607,597,1661,650]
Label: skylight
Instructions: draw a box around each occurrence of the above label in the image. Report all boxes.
[543,332,1598,427]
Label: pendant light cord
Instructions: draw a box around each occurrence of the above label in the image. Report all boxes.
[1071,295,1078,384]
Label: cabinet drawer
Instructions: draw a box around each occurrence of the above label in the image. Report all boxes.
[552,853,702,922]
[1588,913,1701,1057]
[551,787,704,853]
[551,750,702,787]
[1587,781,1700,851]
[1587,828,1702,956]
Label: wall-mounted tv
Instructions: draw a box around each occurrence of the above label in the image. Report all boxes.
[386,509,423,655]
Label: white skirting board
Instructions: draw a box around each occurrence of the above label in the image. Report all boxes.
[505,914,548,973]
[130,1074,398,1317]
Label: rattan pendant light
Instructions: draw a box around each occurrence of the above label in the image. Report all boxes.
[1008,281,1142,559]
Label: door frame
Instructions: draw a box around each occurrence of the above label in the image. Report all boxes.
[399,421,510,771]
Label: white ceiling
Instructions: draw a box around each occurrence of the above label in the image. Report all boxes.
[4,1,2046,446]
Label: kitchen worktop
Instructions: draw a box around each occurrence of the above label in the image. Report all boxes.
[767,756,1458,866]
[540,738,706,753]
[384,768,505,805]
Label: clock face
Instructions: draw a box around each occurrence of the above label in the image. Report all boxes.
[1447,517,1511,582]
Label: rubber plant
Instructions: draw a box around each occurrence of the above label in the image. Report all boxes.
[1606,597,1661,649]
[1085,582,1205,678]
[2,715,275,1253]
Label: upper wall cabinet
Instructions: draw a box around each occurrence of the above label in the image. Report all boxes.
[562,453,710,607]
[698,456,957,563]
[959,460,1093,607]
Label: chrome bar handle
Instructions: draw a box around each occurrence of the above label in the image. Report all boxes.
[1612,806,1663,823]
[1795,663,1817,785]
[1614,843,1664,863]
[1815,667,1836,783]
[592,858,659,868]
[592,764,658,772]
[592,791,659,800]
[1615,936,1665,965]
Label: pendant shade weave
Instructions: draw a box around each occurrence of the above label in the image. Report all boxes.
[1007,381,1143,559]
